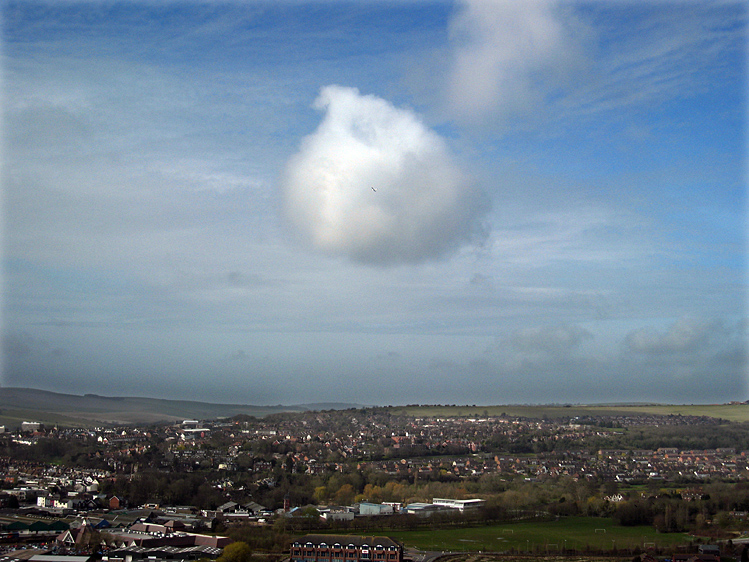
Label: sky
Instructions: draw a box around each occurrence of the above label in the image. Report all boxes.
[1,0,747,406]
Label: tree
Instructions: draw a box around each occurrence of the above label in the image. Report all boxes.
[78,529,103,554]
[313,486,328,504]
[301,506,321,521]
[334,484,355,505]
[217,541,252,562]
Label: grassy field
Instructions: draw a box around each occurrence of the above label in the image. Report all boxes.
[385,404,749,423]
[381,517,694,553]
[0,408,93,429]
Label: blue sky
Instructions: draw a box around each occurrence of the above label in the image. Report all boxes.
[2,0,746,406]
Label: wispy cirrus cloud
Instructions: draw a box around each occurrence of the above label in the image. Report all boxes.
[445,0,590,124]
[443,0,745,130]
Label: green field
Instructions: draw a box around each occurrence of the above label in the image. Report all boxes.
[0,408,93,429]
[386,404,749,423]
[381,517,694,553]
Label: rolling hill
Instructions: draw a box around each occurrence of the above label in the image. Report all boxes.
[0,387,358,427]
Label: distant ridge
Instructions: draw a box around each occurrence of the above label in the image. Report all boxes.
[0,388,745,428]
[0,387,364,427]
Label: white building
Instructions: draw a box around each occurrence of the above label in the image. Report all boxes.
[37,493,52,508]
[319,507,355,521]
[21,421,41,432]
[432,498,486,512]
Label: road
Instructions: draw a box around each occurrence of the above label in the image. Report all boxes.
[405,548,453,562]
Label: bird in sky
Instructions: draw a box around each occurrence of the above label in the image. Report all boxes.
[371,186,377,192]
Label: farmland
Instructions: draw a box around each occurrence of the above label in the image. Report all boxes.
[387,404,749,423]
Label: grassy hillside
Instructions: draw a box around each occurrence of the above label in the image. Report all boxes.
[0,387,311,427]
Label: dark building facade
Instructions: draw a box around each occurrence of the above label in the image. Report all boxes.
[290,535,402,562]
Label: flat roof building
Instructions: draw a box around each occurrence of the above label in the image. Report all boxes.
[432,498,486,512]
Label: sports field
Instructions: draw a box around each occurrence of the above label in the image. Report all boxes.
[384,517,693,553]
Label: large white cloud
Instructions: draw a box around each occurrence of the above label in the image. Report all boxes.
[281,85,487,265]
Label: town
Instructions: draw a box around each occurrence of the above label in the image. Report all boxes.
[0,407,748,562]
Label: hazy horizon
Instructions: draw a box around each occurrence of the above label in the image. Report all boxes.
[3,1,746,406]
[0,385,742,409]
